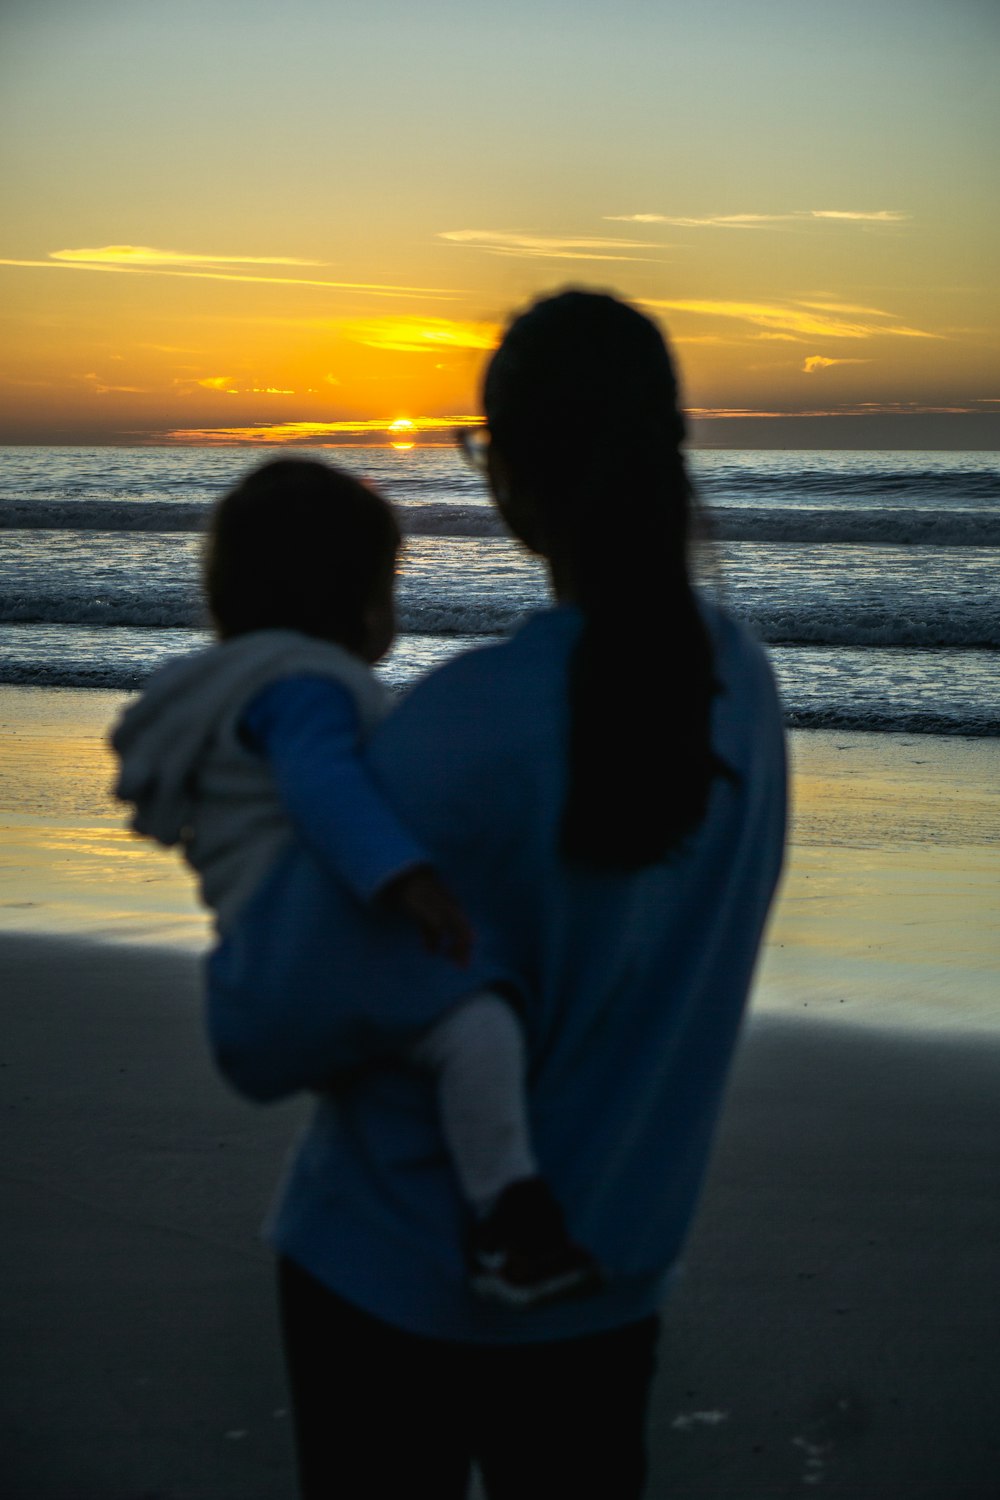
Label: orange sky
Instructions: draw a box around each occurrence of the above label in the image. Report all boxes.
[2,0,998,448]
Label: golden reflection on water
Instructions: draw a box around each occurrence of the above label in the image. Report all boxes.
[0,688,997,1024]
[763,733,1000,1029]
[0,687,208,945]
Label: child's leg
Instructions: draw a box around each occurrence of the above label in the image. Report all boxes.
[411,990,603,1309]
[409,991,537,1217]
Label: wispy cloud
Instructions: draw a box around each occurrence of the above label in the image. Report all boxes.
[339,316,500,353]
[643,297,938,341]
[688,407,810,420]
[809,211,907,222]
[605,210,908,229]
[50,245,324,267]
[82,372,149,395]
[607,213,784,229]
[176,375,296,395]
[0,247,460,300]
[438,230,664,262]
[849,401,989,414]
[688,400,984,420]
[669,333,739,346]
[157,403,991,442]
[194,375,239,391]
[802,355,871,373]
[163,415,482,445]
[797,299,896,316]
[139,343,205,355]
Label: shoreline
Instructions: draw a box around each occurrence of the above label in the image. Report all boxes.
[2,683,996,1033]
[2,928,999,1496]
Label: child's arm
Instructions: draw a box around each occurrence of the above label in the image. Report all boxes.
[241,675,473,965]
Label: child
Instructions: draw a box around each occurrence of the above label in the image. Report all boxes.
[112,457,600,1308]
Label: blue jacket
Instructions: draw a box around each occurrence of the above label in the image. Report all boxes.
[207,604,786,1342]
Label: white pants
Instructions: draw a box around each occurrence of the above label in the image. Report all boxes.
[408,991,538,1216]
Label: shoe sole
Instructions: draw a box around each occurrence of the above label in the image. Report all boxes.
[469,1266,604,1310]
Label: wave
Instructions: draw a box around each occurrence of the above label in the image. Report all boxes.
[692,464,1000,504]
[1,657,995,737]
[744,605,999,650]
[2,589,996,648]
[702,507,1000,546]
[3,497,998,546]
[406,503,1000,546]
[0,500,211,533]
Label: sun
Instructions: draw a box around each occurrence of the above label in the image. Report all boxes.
[388,418,416,450]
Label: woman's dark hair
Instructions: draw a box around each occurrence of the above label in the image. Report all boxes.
[204,458,400,653]
[484,289,725,868]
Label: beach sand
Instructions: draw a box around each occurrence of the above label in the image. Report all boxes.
[1,686,999,1497]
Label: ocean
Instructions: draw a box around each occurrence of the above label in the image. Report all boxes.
[1,445,998,737]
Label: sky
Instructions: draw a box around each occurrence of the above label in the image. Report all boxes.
[1,0,997,448]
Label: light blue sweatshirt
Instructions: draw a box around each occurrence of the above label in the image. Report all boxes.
[207,603,786,1343]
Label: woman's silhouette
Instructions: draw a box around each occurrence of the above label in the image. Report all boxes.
[210,288,787,1498]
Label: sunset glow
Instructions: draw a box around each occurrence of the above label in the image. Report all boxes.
[1,0,997,448]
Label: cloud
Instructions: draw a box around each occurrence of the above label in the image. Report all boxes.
[669,333,739,346]
[82,372,148,395]
[606,213,785,228]
[643,297,938,341]
[687,400,985,420]
[178,376,295,395]
[797,299,895,317]
[802,355,871,373]
[339,317,500,353]
[163,415,482,445]
[50,245,325,267]
[808,210,908,222]
[687,406,803,419]
[438,230,663,262]
[195,376,238,391]
[0,249,459,300]
[848,401,986,414]
[605,210,908,229]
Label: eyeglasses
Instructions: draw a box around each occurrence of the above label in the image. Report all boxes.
[454,425,490,474]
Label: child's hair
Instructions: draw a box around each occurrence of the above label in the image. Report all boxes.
[204,458,400,652]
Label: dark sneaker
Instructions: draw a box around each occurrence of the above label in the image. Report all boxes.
[469,1177,604,1309]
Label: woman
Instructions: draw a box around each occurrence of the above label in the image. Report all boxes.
[208,289,787,1497]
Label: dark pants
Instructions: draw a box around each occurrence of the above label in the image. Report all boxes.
[278,1256,660,1499]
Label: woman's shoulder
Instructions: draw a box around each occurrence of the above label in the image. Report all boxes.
[700,594,778,687]
[396,608,578,721]
[371,610,576,799]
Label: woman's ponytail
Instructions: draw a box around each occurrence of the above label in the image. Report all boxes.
[484,290,726,869]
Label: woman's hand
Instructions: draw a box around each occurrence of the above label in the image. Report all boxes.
[379,864,475,968]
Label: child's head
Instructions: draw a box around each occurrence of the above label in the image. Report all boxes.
[204,458,401,661]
